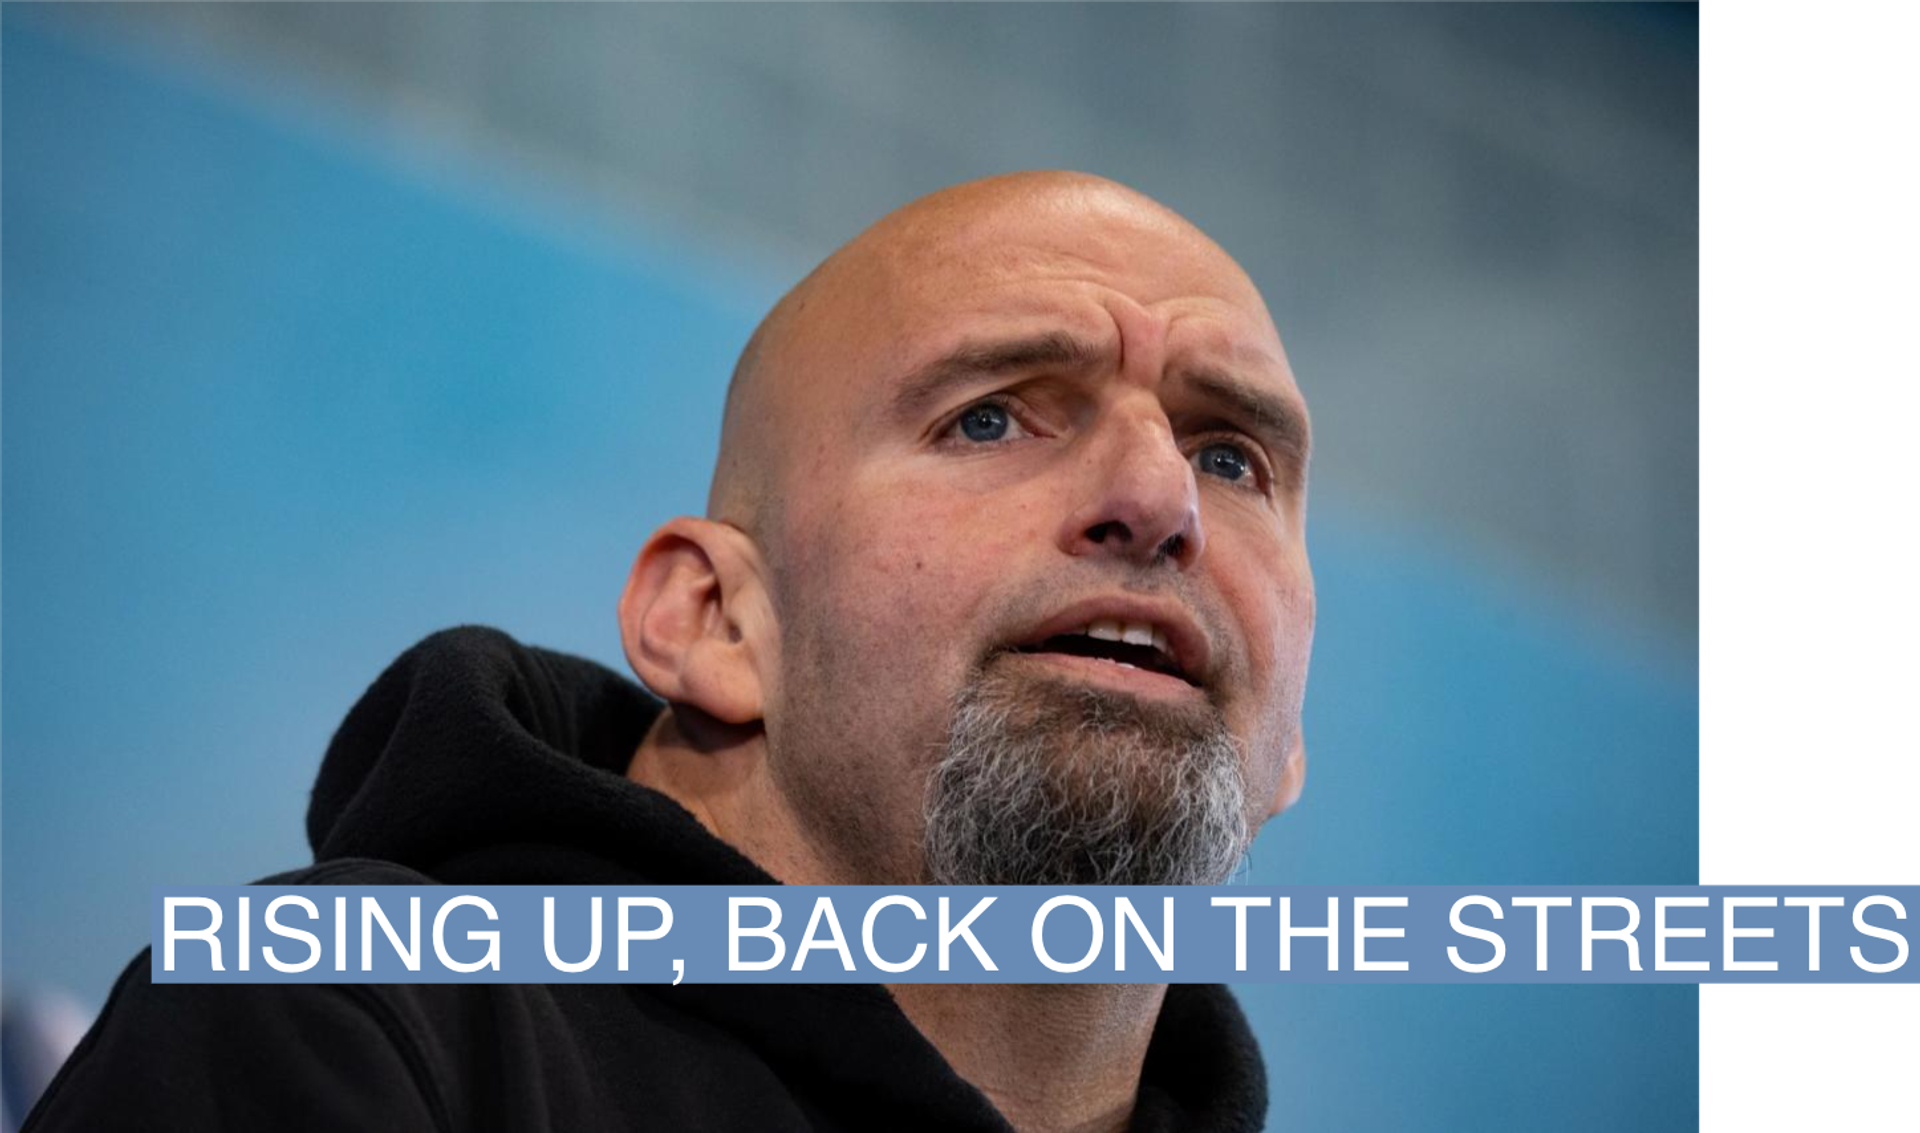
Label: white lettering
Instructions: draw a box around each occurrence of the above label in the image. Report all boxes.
[729,897,785,971]
[861,896,928,974]
[1512,896,1573,971]
[1280,897,1339,972]
[264,896,322,973]
[1654,896,1709,972]
[362,897,423,972]
[617,897,672,973]
[163,897,223,972]
[1785,896,1844,971]
[1851,896,1908,973]
[1723,896,1778,972]
[1448,896,1505,973]
[1581,897,1642,972]
[1114,897,1174,972]
[1213,896,1272,972]
[543,896,602,973]
[435,896,500,973]
[939,897,997,972]
[792,897,855,972]
[1033,896,1103,973]
[1354,897,1409,972]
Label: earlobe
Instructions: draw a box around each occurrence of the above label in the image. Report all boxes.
[617,517,770,726]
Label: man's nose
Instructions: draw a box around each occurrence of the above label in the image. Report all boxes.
[1057,410,1206,569]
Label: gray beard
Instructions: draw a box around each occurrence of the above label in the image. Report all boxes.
[921,662,1251,887]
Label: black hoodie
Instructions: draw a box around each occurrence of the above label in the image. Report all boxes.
[25,627,1268,1132]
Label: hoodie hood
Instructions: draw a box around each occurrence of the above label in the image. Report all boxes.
[308,625,769,885]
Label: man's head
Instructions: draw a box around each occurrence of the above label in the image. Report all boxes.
[620,171,1314,886]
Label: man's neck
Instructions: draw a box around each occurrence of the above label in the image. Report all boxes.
[626,708,845,885]
[890,982,1165,1133]
[629,708,1165,1132]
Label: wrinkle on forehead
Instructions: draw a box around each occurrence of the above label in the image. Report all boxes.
[706,172,1288,545]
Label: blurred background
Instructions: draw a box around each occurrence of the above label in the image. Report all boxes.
[2,4,1697,1130]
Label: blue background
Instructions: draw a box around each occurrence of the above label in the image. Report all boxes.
[4,11,1697,1130]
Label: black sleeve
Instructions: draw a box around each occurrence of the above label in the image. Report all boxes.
[23,952,449,1133]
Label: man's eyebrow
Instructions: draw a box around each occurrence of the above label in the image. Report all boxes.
[1179,367,1313,487]
[889,331,1112,421]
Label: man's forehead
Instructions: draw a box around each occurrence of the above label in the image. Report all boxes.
[885,290,1288,374]
[848,207,1287,380]
[875,192,1266,311]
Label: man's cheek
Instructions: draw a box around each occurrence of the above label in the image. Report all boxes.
[858,537,988,631]
[861,484,1044,579]
[1222,548,1313,661]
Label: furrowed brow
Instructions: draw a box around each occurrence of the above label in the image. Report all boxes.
[888,331,1111,423]
[1180,368,1313,489]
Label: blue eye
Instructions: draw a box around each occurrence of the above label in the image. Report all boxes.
[957,402,1011,442]
[1195,441,1252,482]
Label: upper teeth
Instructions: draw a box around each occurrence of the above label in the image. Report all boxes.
[1082,620,1172,660]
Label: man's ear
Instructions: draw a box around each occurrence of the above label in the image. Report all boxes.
[617,517,772,726]
[1266,732,1308,818]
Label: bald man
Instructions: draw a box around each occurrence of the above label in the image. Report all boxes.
[27,173,1310,1133]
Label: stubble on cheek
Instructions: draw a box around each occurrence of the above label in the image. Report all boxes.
[757,501,984,884]
[1211,548,1314,817]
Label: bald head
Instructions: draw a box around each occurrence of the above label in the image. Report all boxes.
[624,168,1313,891]
[706,171,1281,542]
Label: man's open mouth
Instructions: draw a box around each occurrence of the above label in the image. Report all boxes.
[1012,621,1197,686]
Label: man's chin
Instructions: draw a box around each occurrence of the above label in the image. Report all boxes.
[921,660,1251,888]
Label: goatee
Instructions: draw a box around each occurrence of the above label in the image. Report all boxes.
[922,662,1251,887]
